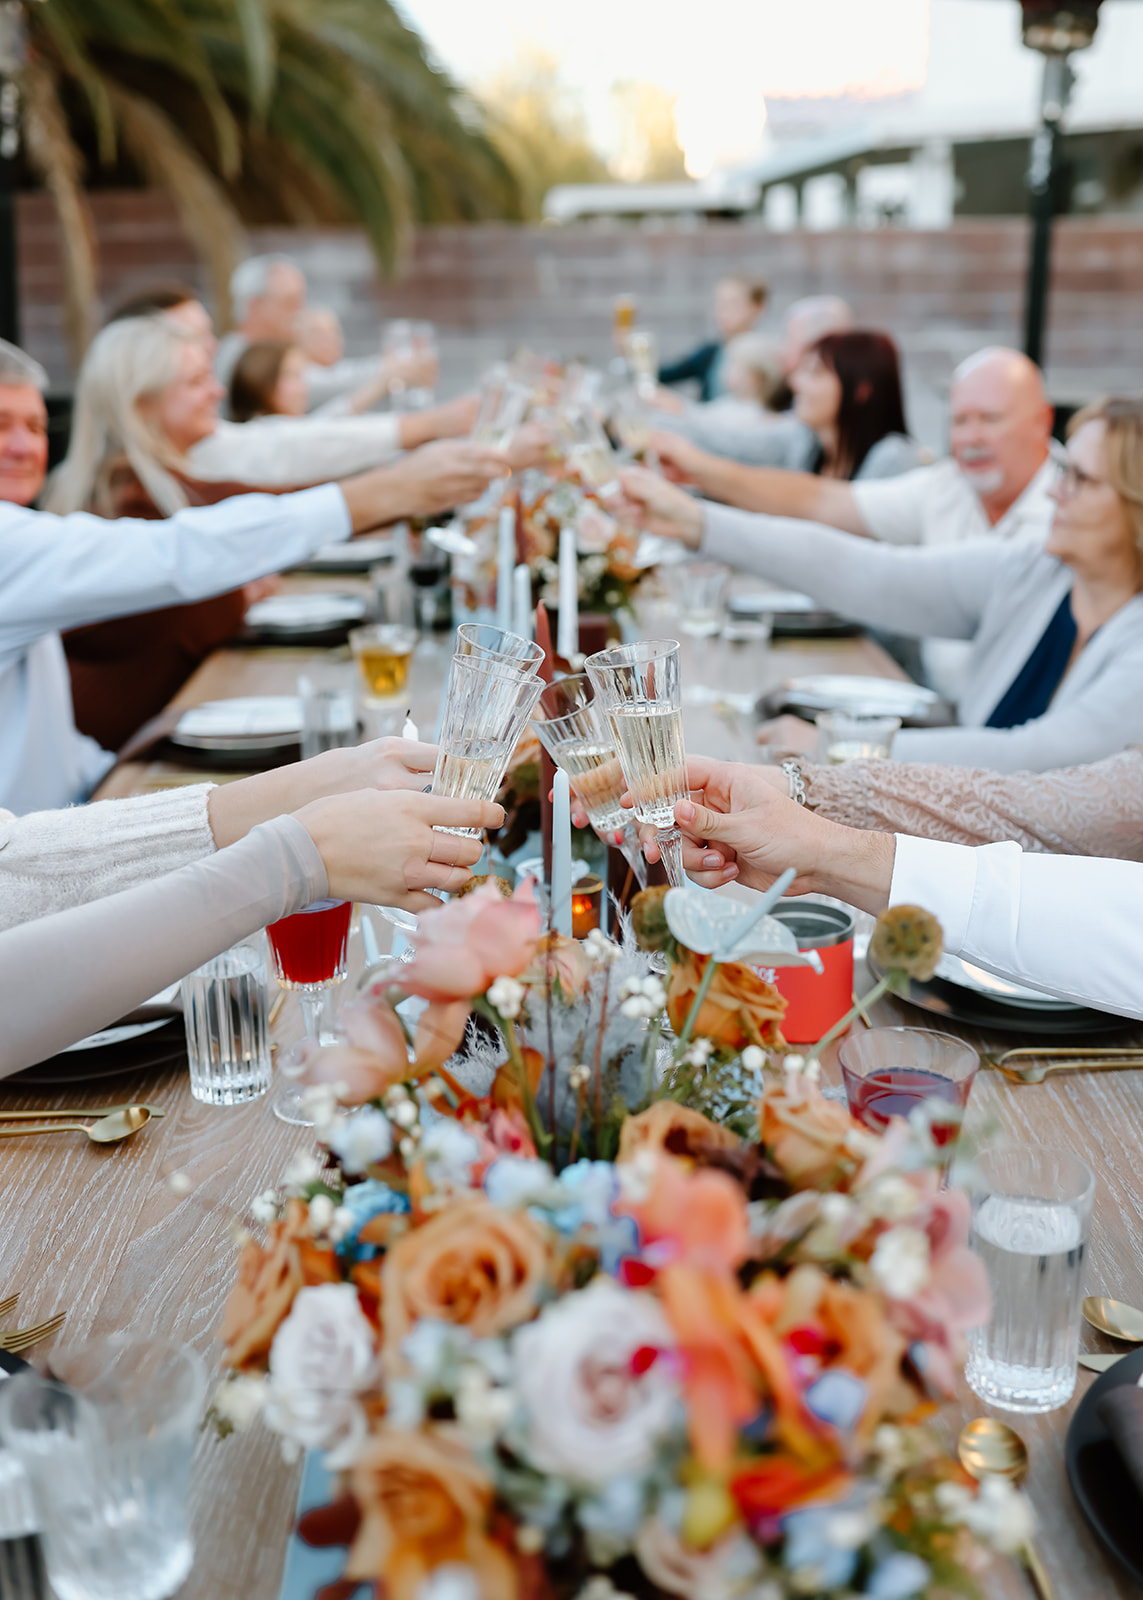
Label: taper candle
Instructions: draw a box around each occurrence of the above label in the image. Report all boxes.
[557,526,578,660]
[550,767,573,939]
[512,563,532,641]
[496,505,514,633]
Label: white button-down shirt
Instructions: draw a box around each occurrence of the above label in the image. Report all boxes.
[891,833,1143,1021]
[0,483,351,814]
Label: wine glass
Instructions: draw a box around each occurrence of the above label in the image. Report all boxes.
[432,653,545,837]
[585,640,689,888]
[266,898,353,1124]
[531,674,647,889]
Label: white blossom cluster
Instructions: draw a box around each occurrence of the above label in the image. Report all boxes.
[618,975,666,1021]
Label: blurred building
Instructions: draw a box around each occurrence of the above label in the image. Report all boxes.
[544,0,1143,228]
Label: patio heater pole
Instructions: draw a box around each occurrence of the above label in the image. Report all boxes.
[1016,0,1103,369]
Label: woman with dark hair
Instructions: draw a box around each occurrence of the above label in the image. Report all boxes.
[790,330,920,480]
[229,340,308,422]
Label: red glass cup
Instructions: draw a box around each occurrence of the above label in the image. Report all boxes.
[266,898,353,1127]
[839,1026,979,1149]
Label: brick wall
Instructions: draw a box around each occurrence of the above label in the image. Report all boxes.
[17,192,1143,451]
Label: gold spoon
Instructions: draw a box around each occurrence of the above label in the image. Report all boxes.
[0,1106,152,1145]
[0,1103,166,1121]
[958,1420,1055,1600]
[1082,1296,1143,1342]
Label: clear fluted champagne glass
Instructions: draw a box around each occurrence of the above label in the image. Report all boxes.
[585,640,689,888]
[432,654,545,838]
[454,623,545,677]
[531,675,647,889]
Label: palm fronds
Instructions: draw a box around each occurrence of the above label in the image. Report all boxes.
[21,0,522,353]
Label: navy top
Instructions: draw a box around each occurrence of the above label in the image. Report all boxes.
[986,593,1078,729]
[658,340,722,402]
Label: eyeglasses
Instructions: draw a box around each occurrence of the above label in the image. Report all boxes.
[1056,460,1108,498]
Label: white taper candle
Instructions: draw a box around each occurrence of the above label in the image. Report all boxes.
[550,767,574,939]
[512,563,532,642]
[557,526,578,660]
[496,505,514,634]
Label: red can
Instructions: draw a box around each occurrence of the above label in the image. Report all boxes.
[769,898,856,1045]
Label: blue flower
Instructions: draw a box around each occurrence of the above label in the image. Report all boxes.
[552,1161,639,1273]
[804,1369,867,1433]
[484,1156,553,1208]
[782,1505,859,1589]
[334,1178,409,1260]
[865,1551,931,1598]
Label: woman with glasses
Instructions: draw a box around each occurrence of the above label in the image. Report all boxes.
[619,396,1143,772]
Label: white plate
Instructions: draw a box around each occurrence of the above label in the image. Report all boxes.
[731,591,820,615]
[784,674,939,719]
[62,1017,169,1053]
[245,593,366,632]
[934,953,1079,1011]
[172,696,303,749]
[303,537,395,569]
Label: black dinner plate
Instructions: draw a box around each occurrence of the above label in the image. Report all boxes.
[770,613,862,640]
[1066,1346,1143,1584]
[1,1020,187,1087]
[0,1349,29,1378]
[867,954,1137,1039]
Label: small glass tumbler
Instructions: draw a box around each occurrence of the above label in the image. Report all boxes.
[816,710,901,763]
[839,1026,979,1148]
[0,1336,206,1600]
[966,1144,1094,1413]
[181,942,271,1105]
[297,675,355,761]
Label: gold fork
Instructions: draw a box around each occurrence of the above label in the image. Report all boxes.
[981,1046,1143,1085]
[0,1293,19,1321]
[0,1313,66,1353]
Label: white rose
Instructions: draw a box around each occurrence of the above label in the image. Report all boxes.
[870,1225,931,1299]
[512,1277,680,1485]
[265,1284,377,1465]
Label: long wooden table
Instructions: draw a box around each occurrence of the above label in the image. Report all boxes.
[5,596,1141,1600]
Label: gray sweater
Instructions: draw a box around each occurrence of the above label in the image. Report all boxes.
[702,503,1143,772]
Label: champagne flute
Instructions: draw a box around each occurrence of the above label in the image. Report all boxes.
[454,622,545,678]
[585,640,689,888]
[432,654,545,836]
[531,675,647,889]
[266,899,353,1124]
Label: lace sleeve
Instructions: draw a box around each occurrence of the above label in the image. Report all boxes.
[801,748,1143,859]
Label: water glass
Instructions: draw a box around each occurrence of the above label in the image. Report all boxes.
[966,1144,1095,1412]
[0,1336,206,1600]
[0,1450,48,1600]
[297,675,355,760]
[816,710,901,763]
[181,942,271,1105]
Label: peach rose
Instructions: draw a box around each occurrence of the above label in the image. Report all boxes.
[761,1081,860,1190]
[381,1196,549,1361]
[346,1427,516,1600]
[399,881,542,1003]
[667,952,787,1052]
[300,998,410,1104]
[220,1200,340,1370]
[617,1101,740,1166]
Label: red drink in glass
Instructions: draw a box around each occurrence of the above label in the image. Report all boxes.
[267,899,352,989]
[839,1027,979,1152]
[846,1067,963,1143]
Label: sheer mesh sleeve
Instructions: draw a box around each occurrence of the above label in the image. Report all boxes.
[801,748,1143,859]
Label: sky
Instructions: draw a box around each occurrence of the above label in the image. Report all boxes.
[396,0,932,175]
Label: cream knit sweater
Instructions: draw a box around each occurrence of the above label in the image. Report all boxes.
[0,784,217,931]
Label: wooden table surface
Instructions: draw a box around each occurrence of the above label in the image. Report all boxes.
[7,591,1139,1600]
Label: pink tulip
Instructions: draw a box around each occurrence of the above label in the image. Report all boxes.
[886,1188,991,1395]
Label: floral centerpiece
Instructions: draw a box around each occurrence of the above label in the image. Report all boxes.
[212,887,1029,1599]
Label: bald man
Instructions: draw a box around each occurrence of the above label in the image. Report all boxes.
[651,346,1059,696]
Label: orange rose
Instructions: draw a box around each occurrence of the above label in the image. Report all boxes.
[617,1101,740,1166]
[220,1200,340,1370]
[761,1081,859,1190]
[381,1196,549,1361]
[346,1427,516,1600]
[667,952,787,1052]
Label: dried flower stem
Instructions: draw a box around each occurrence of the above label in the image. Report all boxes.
[674,953,719,1055]
[592,967,611,1136]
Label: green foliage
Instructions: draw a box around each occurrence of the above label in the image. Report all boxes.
[479,50,611,220]
[25,0,522,285]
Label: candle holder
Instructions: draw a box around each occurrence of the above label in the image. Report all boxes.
[571,875,604,939]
